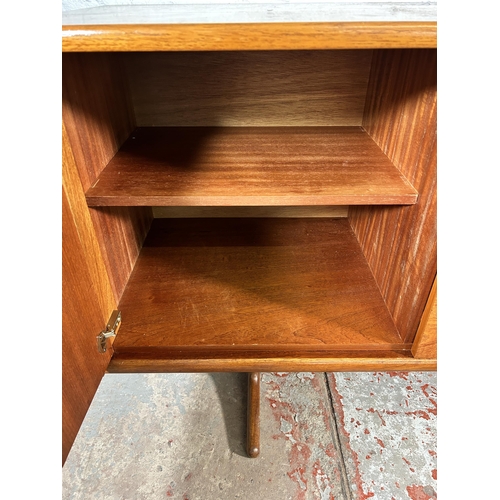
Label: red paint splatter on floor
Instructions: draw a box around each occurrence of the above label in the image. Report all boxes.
[323,443,337,458]
[406,484,436,500]
[385,371,409,380]
[364,429,370,434]
[287,468,308,500]
[266,398,296,422]
[375,437,385,448]
[327,375,375,500]
[428,450,437,457]
[432,469,437,480]
[405,410,431,420]
[318,400,332,432]
[311,460,336,500]
[267,377,338,500]
[421,384,430,397]
[367,408,387,426]
[310,374,322,391]
[402,457,412,466]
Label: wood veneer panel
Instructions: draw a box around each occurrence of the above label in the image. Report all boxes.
[62,122,116,318]
[89,206,153,302]
[412,277,437,359]
[62,188,113,464]
[86,127,417,206]
[124,51,371,127]
[62,53,135,191]
[62,52,153,301]
[113,218,404,359]
[62,122,116,464]
[62,22,437,52]
[351,48,437,343]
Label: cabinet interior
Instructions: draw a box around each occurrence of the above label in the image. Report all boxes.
[62,48,436,371]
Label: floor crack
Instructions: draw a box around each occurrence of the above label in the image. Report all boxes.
[323,372,353,500]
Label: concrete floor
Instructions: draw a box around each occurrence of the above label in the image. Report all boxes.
[63,371,437,500]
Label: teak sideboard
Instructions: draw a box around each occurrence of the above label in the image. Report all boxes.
[62,14,437,464]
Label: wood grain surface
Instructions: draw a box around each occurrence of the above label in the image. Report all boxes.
[107,354,436,373]
[247,373,261,458]
[152,206,348,218]
[63,52,153,301]
[62,189,113,464]
[62,122,117,464]
[62,122,116,318]
[86,127,417,206]
[351,48,437,344]
[412,277,437,359]
[62,22,437,52]
[62,53,134,191]
[124,51,371,127]
[89,207,153,302]
[113,218,404,360]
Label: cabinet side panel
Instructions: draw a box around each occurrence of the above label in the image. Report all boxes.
[62,53,135,191]
[90,207,153,302]
[412,277,437,359]
[125,51,372,126]
[62,121,116,317]
[63,53,153,301]
[351,49,437,343]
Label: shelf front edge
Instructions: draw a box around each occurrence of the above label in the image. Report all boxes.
[107,355,437,373]
[62,22,437,52]
[86,194,418,207]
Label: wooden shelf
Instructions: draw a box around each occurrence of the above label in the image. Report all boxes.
[111,218,410,370]
[86,127,417,207]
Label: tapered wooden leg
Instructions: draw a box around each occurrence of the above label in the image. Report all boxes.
[247,372,260,458]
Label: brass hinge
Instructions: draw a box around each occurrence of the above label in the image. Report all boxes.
[97,310,121,353]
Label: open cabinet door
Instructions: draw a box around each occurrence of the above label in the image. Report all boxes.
[62,122,117,465]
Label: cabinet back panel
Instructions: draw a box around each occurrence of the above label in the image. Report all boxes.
[351,49,437,344]
[124,51,372,126]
